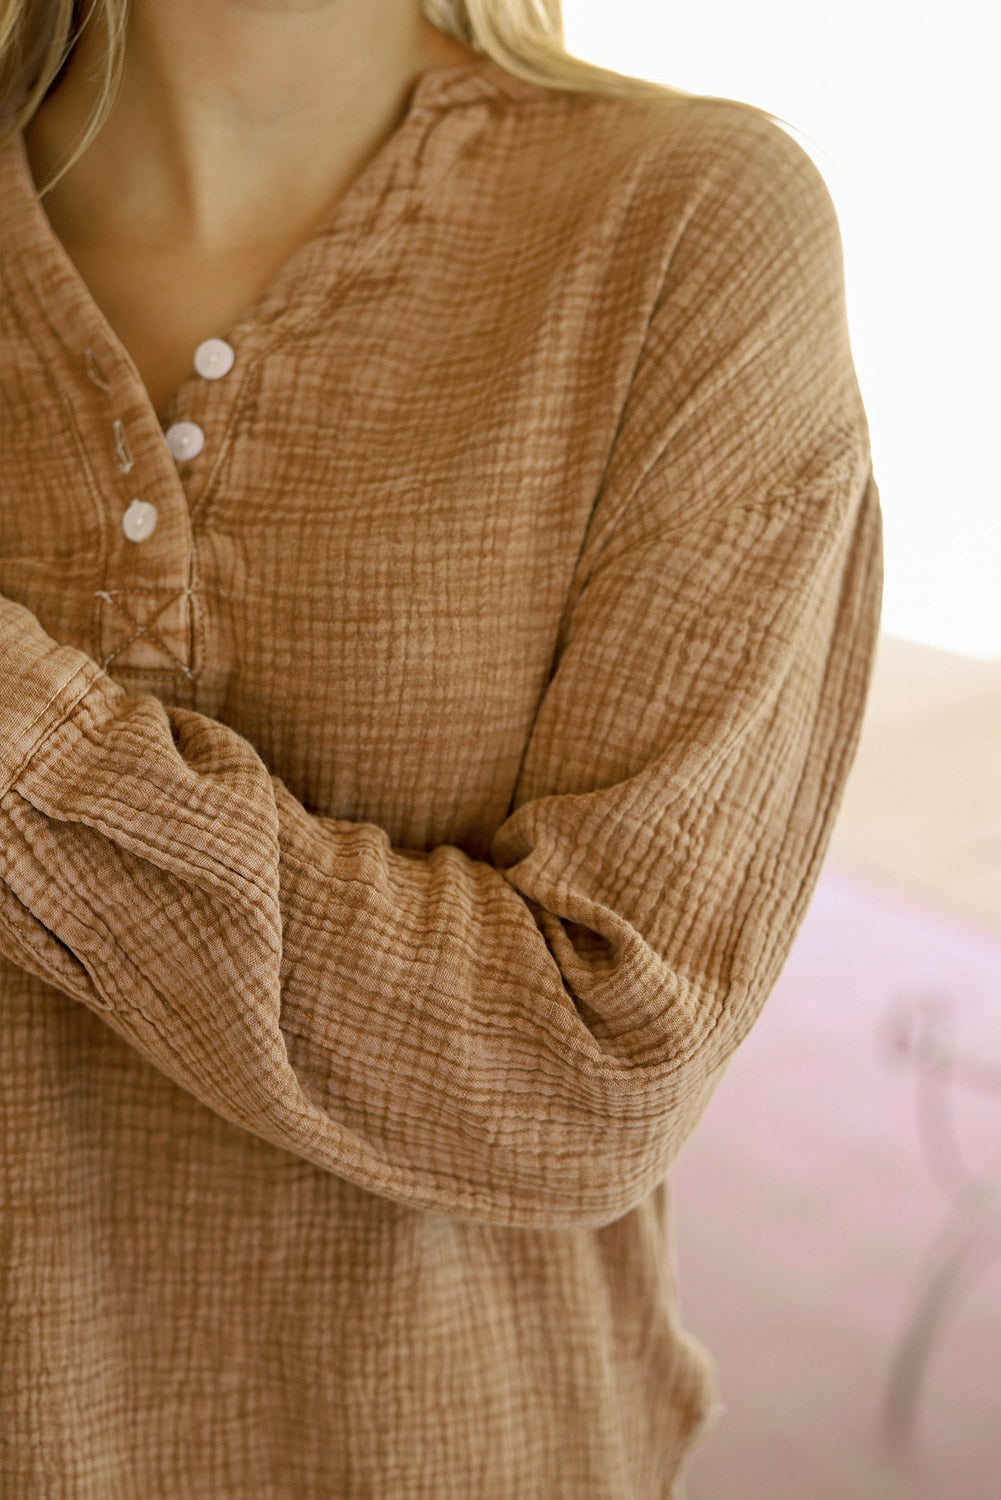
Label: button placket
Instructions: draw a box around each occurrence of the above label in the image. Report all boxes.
[83,345,200,678]
[81,333,237,671]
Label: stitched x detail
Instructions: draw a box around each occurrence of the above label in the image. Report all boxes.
[96,588,196,680]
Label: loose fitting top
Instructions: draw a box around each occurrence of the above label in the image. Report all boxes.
[0,53,883,1500]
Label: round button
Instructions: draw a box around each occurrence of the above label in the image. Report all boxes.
[164,420,205,461]
[122,499,157,543]
[193,337,235,380]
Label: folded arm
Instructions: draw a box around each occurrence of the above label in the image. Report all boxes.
[0,111,883,1228]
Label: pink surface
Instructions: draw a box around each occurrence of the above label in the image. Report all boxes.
[672,857,1001,1500]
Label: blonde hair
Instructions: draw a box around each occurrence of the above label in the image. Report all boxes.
[0,0,797,207]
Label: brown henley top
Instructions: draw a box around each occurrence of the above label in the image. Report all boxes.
[0,54,882,1498]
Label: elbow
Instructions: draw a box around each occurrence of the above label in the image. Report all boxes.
[490,1061,724,1231]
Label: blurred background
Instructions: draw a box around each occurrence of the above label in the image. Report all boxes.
[562,2,1001,1496]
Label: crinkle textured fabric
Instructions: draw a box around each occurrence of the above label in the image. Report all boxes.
[0,52,883,1500]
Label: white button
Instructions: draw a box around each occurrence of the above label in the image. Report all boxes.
[164,420,205,461]
[193,338,235,380]
[122,499,157,543]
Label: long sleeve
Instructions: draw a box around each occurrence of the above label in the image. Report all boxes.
[0,111,882,1230]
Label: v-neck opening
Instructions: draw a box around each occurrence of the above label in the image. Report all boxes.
[0,54,542,433]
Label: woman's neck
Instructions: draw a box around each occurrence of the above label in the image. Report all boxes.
[23,0,478,257]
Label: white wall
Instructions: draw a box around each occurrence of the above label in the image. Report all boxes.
[563,0,1001,660]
